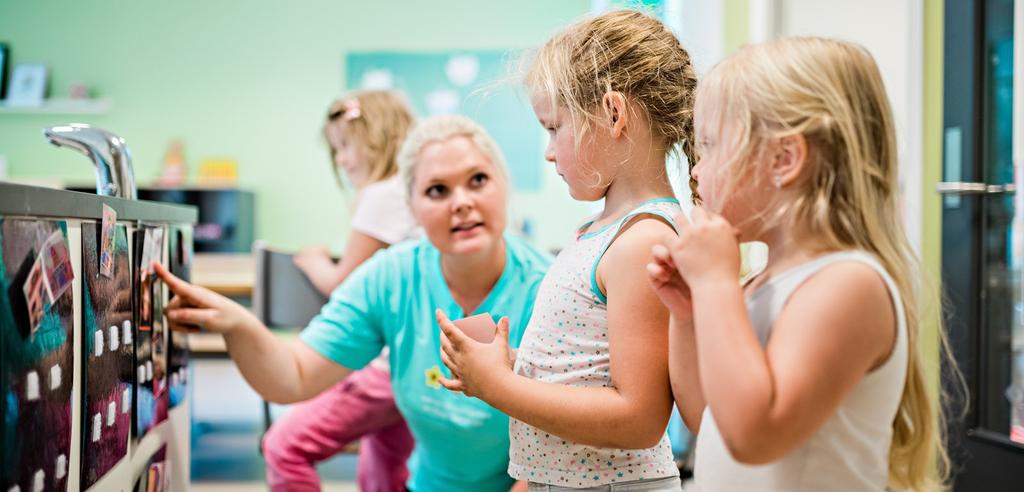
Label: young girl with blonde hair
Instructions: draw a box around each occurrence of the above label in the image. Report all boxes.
[438,10,698,490]
[647,37,952,491]
[294,90,418,293]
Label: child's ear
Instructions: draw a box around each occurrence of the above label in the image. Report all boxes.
[771,134,808,188]
[602,91,628,138]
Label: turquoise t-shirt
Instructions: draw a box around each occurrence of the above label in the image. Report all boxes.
[300,234,551,492]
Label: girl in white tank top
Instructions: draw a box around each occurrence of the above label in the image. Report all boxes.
[692,251,907,491]
[647,37,951,491]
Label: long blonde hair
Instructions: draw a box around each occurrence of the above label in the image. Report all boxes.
[697,37,953,490]
[523,9,700,200]
[324,90,415,187]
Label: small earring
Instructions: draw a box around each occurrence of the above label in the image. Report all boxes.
[773,175,782,188]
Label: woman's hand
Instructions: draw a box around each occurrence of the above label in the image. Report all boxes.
[436,310,514,399]
[668,207,742,289]
[293,245,338,294]
[154,262,261,335]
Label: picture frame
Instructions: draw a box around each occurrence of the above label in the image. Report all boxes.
[5,62,47,106]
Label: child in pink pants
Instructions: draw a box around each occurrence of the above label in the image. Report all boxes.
[262,364,414,491]
[262,91,420,491]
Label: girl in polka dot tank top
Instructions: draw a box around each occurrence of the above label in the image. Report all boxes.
[435,10,700,491]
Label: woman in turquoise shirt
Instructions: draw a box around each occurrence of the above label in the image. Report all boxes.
[155,115,551,491]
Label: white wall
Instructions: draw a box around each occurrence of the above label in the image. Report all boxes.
[678,0,725,76]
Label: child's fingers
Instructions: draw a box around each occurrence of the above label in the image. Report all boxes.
[496,317,511,345]
[163,309,202,333]
[438,376,466,393]
[439,329,451,355]
[167,322,201,334]
[650,244,683,278]
[165,307,217,329]
[440,348,459,375]
[435,309,469,348]
[154,262,211,305]
[651,244,674,265]
[436,309,455,338]
[440,334,457,365]
[646,262,671,283]
[153,262,192,298]
[166,295,184,311]
[667,234,690,264]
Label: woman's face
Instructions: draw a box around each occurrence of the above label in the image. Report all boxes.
[325,121,370,188]
[409,136,508,256]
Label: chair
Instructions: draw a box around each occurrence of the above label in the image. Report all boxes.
[252,240,329,331]
[251,241,329,435]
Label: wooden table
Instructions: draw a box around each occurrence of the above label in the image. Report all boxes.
[191,252,254,297]
[187,329,300,358]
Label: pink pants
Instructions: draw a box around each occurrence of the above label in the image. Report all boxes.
[262,364,415,492]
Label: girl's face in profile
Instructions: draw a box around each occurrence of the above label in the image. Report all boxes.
[692,107,776,241]
[326,121,370,188]
[531,93,608,202]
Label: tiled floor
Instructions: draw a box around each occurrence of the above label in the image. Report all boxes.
[190,360,359,487]
[190,481,358,492]
[191,419,359,487]
[188,361,693,491]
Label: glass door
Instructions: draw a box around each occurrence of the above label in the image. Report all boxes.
[941,0,1024,489]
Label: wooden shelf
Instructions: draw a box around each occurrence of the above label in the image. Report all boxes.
[0,97,112,114]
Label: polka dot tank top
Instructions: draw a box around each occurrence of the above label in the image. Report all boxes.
[508,198,681,487]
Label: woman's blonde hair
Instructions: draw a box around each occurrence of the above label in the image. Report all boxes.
[324,90,415,187]
[397,115,509,198]
[698,36,955,490]
[523,9,700,201]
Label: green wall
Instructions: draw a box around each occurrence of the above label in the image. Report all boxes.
[723,0,750,55]
[0,1,591,251]
[923,0,944,391]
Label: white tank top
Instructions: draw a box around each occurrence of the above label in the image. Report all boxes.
[693,251,909,492]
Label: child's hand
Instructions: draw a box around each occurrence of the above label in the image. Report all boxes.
[292,243,331,262]
[436,309,514,399]
[647,242,693,317]
[293,245,337,292]
[154,262,260,335]
[669,207,742,288]
[509,480,529,492]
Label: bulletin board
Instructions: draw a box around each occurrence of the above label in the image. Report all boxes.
[0,215,191,491]
[345,51,543,191]
[80,222,133,489]
[1,219,75,492]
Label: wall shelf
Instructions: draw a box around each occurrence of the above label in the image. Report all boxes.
[0,97,112,114]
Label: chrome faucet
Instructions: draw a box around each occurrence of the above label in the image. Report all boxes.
[43,123,137,200]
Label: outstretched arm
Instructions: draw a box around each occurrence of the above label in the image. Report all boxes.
[156,262,352,403]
